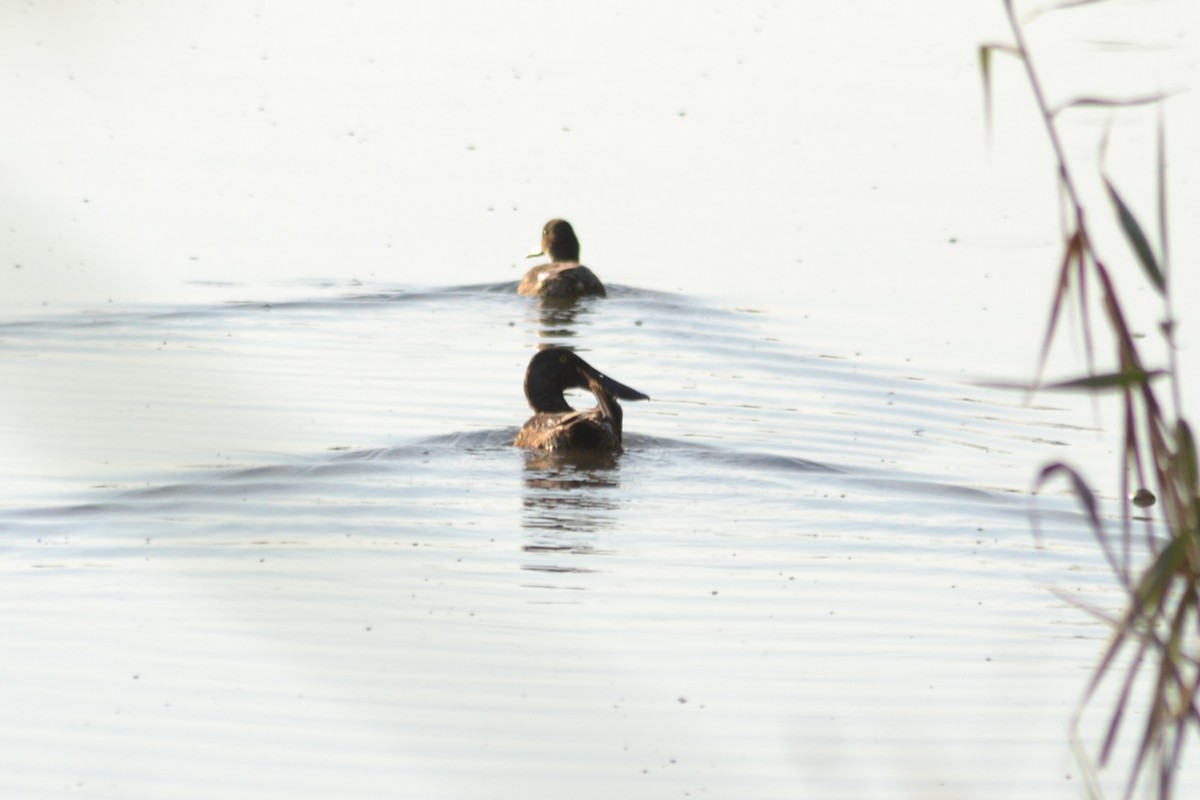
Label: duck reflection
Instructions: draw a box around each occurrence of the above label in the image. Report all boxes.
[520,449,622,580]
[526,293,599,340]
[522,449,621,531]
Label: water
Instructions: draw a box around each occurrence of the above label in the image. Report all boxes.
[4,1,1200,797]
[0,280,1159,799]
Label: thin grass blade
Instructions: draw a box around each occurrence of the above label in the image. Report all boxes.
[1036,462,1109,549]
[1034,231,1080,386]
[1028,0,1112,21]
[1052,92,1171,117]
[1095,629,1147,766]
[1105,178,1166,294]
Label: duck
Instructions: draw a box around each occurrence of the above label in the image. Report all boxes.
[517,219,607,299]
[514,347,649,451]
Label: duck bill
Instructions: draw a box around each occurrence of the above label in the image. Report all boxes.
[525,248,545,259]
[579,365,650,402]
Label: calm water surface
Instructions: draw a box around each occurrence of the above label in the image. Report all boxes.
[0,280,1172,799]
[3,1,1199,797]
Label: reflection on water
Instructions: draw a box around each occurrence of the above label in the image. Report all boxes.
[520,448,622,536]
[528,292,601,341]
[0,279,1176,799]
[520,449,622,584]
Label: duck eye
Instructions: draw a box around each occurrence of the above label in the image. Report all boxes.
[559,354,569,364]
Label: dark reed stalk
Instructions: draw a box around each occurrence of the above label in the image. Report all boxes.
[981,2,1199,797]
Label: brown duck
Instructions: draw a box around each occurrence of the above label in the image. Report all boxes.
[514,348,649,451]
[517,219,607,299]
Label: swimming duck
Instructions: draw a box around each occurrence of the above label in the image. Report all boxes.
[514,347,649,451]
[517,219,607,299]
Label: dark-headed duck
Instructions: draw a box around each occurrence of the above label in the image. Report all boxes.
[517,219,607,298]
[514,347,649,451]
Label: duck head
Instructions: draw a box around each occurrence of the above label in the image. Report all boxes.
[526,219,581,263]
[524,347,649,413]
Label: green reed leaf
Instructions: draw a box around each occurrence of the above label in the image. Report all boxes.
[1135,535,1187,613]
[978,46,993,134]
[1174,419,1197,493]
[1042,369,1165,392]
[1105,178,1166,295]
[979,42,1021,60]
[978,43,1021,136]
